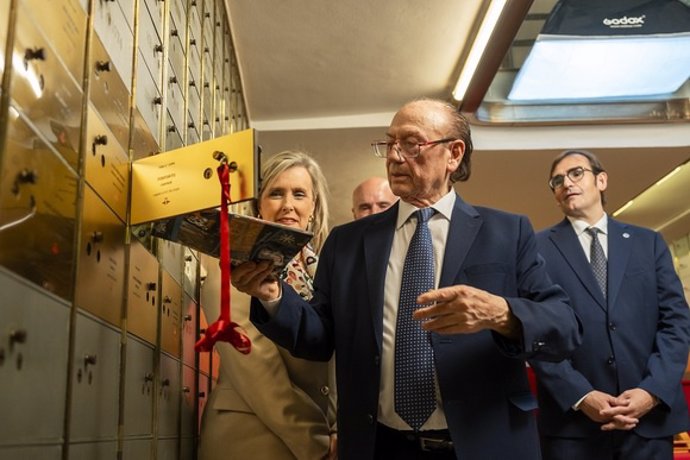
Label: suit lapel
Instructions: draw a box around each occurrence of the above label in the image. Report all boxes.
[363,205,397,352]
[549,219,607,310]
[439,195,482,287]
[606,218,632,311]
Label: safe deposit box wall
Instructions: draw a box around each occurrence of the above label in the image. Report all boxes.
[0,0,249,458]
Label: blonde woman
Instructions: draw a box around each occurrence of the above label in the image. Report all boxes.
[199,151,336,460]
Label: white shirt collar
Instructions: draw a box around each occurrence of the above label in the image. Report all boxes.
[568,213,608,236]
[396,189,456,229]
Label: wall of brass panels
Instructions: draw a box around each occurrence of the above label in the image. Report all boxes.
[0,0,248,458]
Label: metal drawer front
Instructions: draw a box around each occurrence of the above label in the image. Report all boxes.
[21,0,87,83]
[166,62,186,135]
[127,240,159,345]
[11,2,84,170]
[135,49,162,145]
[158,354,181,437]
[181,363,198,437]
[92,0,133,92]
[123,335,155,437]
[84,105,129,222]
[0,112,77,300]
[89,34,131,152]
[181,293,197,367]
[142,0,164,39]
[0,269,70,446]
[130,109,160,160]
[74,185,126,327]
[69,313,120,442]
[160,269,182,358]
[170,0,187,46]
[165,110,184,151]
[183,247,198,298]
[157,237,184,286]
[137,3,164,92]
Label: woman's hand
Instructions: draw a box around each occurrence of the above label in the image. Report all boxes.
[231,261,281,301]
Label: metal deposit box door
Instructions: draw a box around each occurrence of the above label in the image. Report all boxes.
[0,112,78,301]
[0,269,70,446]
[69,313,121,442]
[126,240,159,345]
[74,185,126,327]
[123,335,155,437]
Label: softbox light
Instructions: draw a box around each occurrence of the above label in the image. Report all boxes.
[508,0,690,102]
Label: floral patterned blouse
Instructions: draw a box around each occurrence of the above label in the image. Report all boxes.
[280,243,318,300]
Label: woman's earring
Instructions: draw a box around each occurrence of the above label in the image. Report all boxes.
[308,215,314,222]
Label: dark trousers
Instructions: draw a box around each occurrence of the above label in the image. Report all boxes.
[541,431,673,460]
[374,423,457,460]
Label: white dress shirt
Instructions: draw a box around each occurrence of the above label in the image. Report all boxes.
[377,190,456,431]
[567,214,609,261]
[567,213,608,410]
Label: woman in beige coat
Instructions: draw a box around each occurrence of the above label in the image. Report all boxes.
[199,150,336,460]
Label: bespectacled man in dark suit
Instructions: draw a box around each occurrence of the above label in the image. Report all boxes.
[233,98,583,460]
[530,149,690,460]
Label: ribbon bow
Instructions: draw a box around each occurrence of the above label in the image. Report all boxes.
[195,161,251,354]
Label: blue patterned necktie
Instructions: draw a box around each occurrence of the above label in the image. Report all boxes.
[394,207,436,431]
[586,227,607,297]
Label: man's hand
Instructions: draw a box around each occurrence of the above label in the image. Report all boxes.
[231,261,281,301]
[578,390,621,424]
[599,388,656,431]
[413,284,520,338]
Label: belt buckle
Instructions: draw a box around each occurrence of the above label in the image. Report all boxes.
[419,436,453,452]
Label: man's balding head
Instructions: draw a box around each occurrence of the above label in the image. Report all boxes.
[352,177,398,220]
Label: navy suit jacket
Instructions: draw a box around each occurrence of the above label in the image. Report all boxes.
[531,217,690,439]
[251,195,582,459]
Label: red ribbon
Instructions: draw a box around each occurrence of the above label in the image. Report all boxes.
[195,162,251,354]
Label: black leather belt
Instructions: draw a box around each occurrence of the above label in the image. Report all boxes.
[377,423,454,453]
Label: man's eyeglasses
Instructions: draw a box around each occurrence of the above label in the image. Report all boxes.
[371,137,456,159]
[549,166,596,190]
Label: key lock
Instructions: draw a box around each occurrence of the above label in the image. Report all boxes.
[92,61,112,163]
[143,372,154,395]
[91,133,108,168]
[162,294,172,316]
[0,169,37,232]
[1,328,28,370]
[206,151,238,177]
[23,47,46,92]
[146,281,157,305]
[183,311,193,334]
[86,230,104,263]
[160,376,171,399]
[77,352,98,384]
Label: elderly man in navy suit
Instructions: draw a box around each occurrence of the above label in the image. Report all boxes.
[530,149,690,460]
[232,98,582,460]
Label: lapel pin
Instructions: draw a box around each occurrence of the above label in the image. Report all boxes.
[623,233,630,238]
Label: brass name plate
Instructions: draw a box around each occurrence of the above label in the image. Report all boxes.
[130,128,256,224]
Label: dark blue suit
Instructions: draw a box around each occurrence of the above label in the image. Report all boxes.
[252,195,582,459]
[531,218,690,450]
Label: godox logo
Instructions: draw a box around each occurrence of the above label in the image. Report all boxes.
[602,15,646,27]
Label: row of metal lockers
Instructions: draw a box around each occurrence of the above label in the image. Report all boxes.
[0,0,250,458]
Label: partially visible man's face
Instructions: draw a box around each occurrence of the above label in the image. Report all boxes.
[385,101,462,207]
[352,178,397,219]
